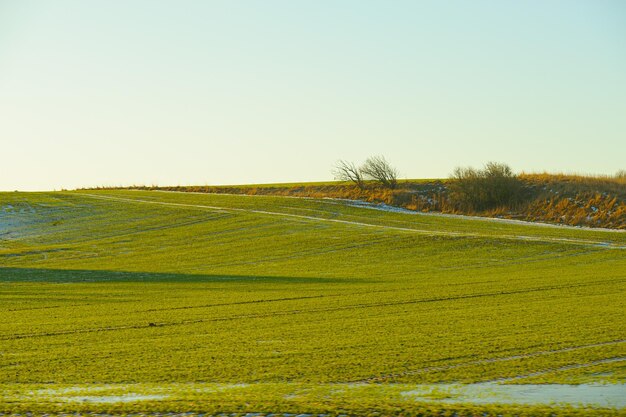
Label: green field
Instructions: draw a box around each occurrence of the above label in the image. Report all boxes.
[1,190,625,416]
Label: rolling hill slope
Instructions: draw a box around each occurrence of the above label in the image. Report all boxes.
[1,190,625,415]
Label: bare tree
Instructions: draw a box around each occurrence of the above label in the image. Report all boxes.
[360,155,398,189]
[332,160,365,189]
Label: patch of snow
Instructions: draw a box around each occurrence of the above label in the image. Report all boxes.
[401,382,626,408]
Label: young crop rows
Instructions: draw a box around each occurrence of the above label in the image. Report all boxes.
[1,191,625,415]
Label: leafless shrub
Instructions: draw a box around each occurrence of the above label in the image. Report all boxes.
[360,155,398,189]
[449,162,523,211]
[332,160,365,189]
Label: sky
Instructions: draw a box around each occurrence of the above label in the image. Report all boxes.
[1,0,625,191]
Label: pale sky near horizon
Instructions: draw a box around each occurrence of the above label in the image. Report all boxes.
[1,0,625,191]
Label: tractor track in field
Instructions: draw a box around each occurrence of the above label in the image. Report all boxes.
[134,284,459,314]
[76,193,626,249]
[121,277,626,316]
[486,356,626,383]
[193,235,397,268]
[2,278,622,341]
[140,293,334,312]
[50,215,230,246]
[355,340,626,383]
[3,298,140,312]
[5,303,95,312]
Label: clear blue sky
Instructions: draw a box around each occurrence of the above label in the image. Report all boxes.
[1,0,625,190]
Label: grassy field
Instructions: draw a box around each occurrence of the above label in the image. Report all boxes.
[1,190,625,416]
